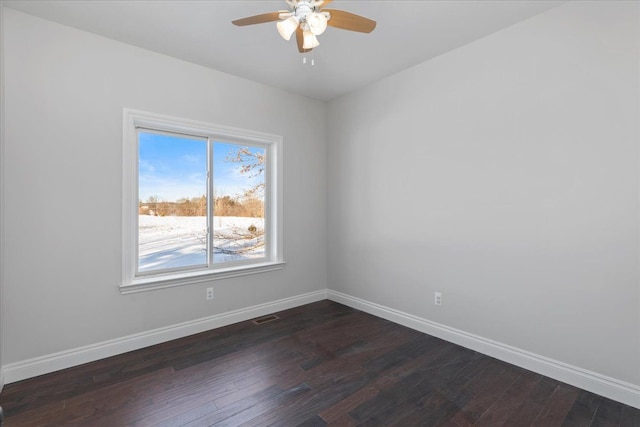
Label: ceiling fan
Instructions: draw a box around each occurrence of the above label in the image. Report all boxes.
[232,0,376,53]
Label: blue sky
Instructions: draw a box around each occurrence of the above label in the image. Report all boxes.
[138,132,264,202]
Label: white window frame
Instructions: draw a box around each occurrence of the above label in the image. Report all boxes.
[121,109,284,294]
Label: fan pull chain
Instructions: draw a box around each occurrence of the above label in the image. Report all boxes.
[302,53,316,66]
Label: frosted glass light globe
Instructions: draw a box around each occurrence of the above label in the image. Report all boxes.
[302,30,320,49]
[306,12,328,36]
[277,16,299,40]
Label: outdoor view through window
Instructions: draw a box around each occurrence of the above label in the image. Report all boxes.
[137,130,266,274]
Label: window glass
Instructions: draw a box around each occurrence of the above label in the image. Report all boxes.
[138,131,208,274]
[213,142,266,263]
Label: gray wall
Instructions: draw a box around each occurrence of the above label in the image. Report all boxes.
[2,0,639,394]
[2,8,327,364]
[0,0,5,392]
[327,1,639,386]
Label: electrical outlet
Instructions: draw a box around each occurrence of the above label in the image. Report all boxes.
[434,292,442,306]
[206,287,214,300]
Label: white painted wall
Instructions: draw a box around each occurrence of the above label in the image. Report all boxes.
[0,0,6,393]
[328,1,640,387]
[2,8,327,365]
[2,0,639,405]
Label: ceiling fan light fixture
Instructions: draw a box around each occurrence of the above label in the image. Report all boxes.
[232,1,376,53]
[306,12,327,35]
[276,16,299,40]
[302,30,320,49]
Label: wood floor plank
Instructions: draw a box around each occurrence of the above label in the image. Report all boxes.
[326,414,357,426]
[251,367,377,426]
[503,399,552,427]
[348,391,399,424]
[620,404,640,427]
[189,383,311,426]
[214,379,277,410]
[163,384,286,427]
[589,397,625,427]
[296,414,328,427]
[370,399,421,425]
[447,364,521,425]
[531,383,580,427]
[318,385,378,423]
[1,300,637,426]
[474,370,542,426]
[560,389,602,427]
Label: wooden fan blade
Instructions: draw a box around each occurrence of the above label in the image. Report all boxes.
[296,27,313,53]
[324,9,376,33]
[232,12,282,26]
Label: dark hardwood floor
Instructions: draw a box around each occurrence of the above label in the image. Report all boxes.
[1,300,638,426]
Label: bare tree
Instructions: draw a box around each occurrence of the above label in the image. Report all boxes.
[212,146,266,257]
[226,147,265,197]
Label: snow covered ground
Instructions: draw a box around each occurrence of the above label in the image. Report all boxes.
[138,215,265,272]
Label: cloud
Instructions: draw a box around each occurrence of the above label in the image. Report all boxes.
[139,160,156,173]
[182,154,201,163]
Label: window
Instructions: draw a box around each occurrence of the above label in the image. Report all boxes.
[122,109,283,293]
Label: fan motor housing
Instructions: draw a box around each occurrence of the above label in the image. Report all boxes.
[293,1,315,21]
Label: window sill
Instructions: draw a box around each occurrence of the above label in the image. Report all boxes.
[120,261,286,294]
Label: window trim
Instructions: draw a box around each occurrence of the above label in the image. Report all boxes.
[121,109,284,294]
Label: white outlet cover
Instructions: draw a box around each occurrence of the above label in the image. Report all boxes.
[434,292,442,306]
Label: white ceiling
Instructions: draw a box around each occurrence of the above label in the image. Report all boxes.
[5,0,563,101]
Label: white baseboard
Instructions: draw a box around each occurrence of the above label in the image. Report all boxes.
[3,289,327,384]
[327,290,640,409]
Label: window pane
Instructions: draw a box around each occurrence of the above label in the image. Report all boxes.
[138,131,207,273]
[213,142,266,263]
